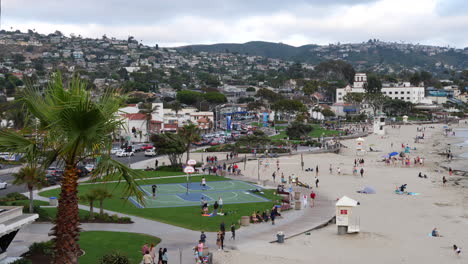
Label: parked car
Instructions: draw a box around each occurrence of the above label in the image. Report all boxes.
[110,147,121,155]
[0,180,7,189]
[132,144,145,152]
[116,151,134,157]
[76,166,89,178]
[144,149,157,157]
[140,144,154,151]
[84,164,95,172]
[46,167,57,175]
[45,173,61,186]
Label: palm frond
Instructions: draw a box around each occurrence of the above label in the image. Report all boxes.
[90,154,144,204]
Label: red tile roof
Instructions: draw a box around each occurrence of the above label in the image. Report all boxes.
[122,113,147,120]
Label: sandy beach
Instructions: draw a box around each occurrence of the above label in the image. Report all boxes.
[210,122,468,264]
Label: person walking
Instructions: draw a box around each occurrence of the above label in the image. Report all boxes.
[230,223,236,240]
[329,164,333,174]
[142,250,153,264]
[200,231,207,243]
[158,248,163,264]
[218,197,223,212]
[315,176,319,188]
[272,171,276,182]
[302,194,308,208]
[310,191,316,207]
[201,177,206,190]
[360,168,364,177]
[149,244,156,263]
[152,185,157,198]
[315,165,319,176]
[220,221,226,236]
[161,248,168,264]
[337,167,341,175]
[443,176,447,186]
[155,159,159,169]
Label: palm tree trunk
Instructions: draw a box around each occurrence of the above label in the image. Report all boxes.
[186,143,191,163]
[28,186,34,213]
[52,165,80,264]
[99,200,104,216]
[89,202,94,220]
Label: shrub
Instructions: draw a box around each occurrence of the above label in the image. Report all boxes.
[9,258,31,264]
[28,241,54,257]
[1,192,28,202]
[99,251,131,264]
[155,165,182,172]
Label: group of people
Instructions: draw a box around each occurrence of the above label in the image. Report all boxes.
[196,222,236,263]
[202,162,241,176]
[141,244,168,264]
[225,152,238,160]
[200,195,223,215]
[251,205,281,225]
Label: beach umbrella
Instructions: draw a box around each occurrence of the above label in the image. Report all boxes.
[389,152,399,157]
[363,186,376,194]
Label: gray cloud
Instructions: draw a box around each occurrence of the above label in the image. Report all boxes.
[4,0,378,25]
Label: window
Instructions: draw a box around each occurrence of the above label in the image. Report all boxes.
[395,91,398,94]
[401,97,404,100]
[338,92,342,95]
[407,91,410,94]
[389,92,392,94]
[407,97,410,100]
[338,97,342,101]
[382,92,387,94]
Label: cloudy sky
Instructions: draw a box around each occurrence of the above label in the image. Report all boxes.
[2,0,468,47]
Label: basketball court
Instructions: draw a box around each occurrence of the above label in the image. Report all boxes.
[129,180,270,208]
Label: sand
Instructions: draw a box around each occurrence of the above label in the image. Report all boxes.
[212,123,468,264]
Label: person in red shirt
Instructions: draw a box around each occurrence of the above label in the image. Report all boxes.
[310,191,316,207]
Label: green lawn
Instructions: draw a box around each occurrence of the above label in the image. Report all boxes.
[79,231,161,264]
[39,207,91,221]
[270,124,340,141]
[85,169,185,183]
[39,175,282,231]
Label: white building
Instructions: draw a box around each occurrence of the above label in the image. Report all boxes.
[336,73,425,104]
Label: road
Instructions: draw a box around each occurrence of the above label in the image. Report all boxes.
[0,151,159,197]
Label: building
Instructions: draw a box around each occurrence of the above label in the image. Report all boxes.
[0,206,38,263]
[336,73,425,104]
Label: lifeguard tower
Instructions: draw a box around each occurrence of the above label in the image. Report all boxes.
[336,196,360,235]
[373,114,386,135]
[356,137,366,156]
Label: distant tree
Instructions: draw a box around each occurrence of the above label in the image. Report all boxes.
[410,72,421,86]
[364,74,382,94]
[343,93,365,105]
[247,101,264,111]
[271,99,307,122]
[286,122,313,140]
[203,92,227,104]
[255,88,284,102]
[238,97,255,104]
[150,133,185,167]
[95,188,113,216]
[176,90,202,105]
[303,80,319,95]
[364,93,388,115]
[178,123,201,163]
[13,166,45,213]
[246,87,256,92]
[321,109,335,117]
[235,133,271,149]
[169,101,183,117]
[80,191,99,220]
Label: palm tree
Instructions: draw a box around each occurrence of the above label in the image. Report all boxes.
[139,103,160,140]
[79,191,99,220]
[170,101,183,118]
[179,123,201,163]
[95,188,113,216]
[0,73,143,264]
[13,166,45,213]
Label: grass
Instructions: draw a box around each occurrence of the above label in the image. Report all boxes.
[39,207,91,221]
[85,169,185,183]
[270,124,340,141]
[39,175,283,231]
[79,231,161,264]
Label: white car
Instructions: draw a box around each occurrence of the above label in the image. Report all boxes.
[110,147,121,155]
[0,181,7,190]
[116,151,134,157]
[144,149,157,157]
[85,164,95,172]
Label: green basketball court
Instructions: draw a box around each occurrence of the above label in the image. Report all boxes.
[129,180,270,208]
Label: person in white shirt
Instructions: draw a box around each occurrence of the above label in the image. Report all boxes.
[218,197,223,212]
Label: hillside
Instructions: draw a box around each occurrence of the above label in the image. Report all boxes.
[179,41,468,74]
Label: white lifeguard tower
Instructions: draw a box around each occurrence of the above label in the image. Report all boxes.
[402,115,408,123]
[373,114,386,135]
[336,196,360,235]
[356,137,366,156]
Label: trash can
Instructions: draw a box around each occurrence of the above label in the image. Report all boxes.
[240,216,250,226]
[49,197,58,206]
[276,231,285,243]
[294,201,301,210]
[294,192,301,200]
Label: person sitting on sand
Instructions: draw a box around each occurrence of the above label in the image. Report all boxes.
[399,184,407,192]
[431,228,441,237]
